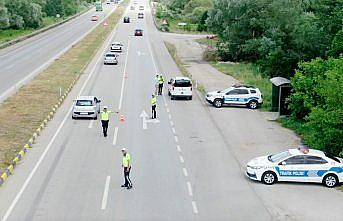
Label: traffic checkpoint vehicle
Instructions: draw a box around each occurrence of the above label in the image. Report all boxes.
[110,42,123,52]
[206,84,263,109]
[72,96,101,120]
[246,147,343,187]
[168,77,193,100]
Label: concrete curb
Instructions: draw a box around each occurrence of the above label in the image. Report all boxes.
[0,6,93,50]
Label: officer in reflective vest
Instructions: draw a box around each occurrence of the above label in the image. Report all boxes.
[151,94,157,119]
[158,75,165,95]
[121,148,132,189]
[101,106,111,137]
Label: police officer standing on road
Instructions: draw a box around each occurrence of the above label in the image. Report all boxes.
[154,74,160,95]
[121,148,132,189]
[158,75,165,95]
[151,94,157,119]
[101,106,111,137]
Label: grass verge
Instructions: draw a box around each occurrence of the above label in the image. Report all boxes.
[211,62,272,111]
[0,1,128,174]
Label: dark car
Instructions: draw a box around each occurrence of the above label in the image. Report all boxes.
[123,16,130,23]
[134,29,143,36]
[138,13,144,19]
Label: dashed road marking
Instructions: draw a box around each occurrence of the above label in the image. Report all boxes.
[171,127,176,134]
[179,155,184,163]
[88,120,94,129]
[168,114,172,120]
[101,176,111,210]
[192,201,199,214]
[187,181,193,196]
[176,145,181,152]
[166,107,170,113]
[170,121,174,126]
[174,135,178,143]
[112,127,118,146]
[183,168,188,177]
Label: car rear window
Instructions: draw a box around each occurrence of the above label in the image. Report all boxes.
[106,54,116,57]
[324,153,341,163]
[76,100,93,106]
[174,79,192,87]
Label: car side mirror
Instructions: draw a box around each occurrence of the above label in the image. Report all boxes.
[280,161,286,166]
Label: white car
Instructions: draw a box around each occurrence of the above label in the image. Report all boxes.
[206,85,263,109]
[72,96,101,119]
[104,52,118,65]
[139,5,144,10]
[246,147,343,187]
[168,77,192,100]
[110,42,123,52]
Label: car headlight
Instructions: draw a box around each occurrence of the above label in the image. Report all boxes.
[248,165,262,170]
[206,94,213,97]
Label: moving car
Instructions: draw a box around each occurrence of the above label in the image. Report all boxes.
[134,29,143,36]
[139,5,144,10]
[106,0,111,4]
[168,77,192,100]
[206,84,263,109]
[123,16,130,23]
[91,15,98,21]
[138,13,144,19]
[110,42,123,52]
[246,147,343,187]
[104,52,118,65]
[130,5,135,10]
[72,96,101,119]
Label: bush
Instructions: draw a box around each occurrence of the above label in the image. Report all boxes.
[202,47,217,61]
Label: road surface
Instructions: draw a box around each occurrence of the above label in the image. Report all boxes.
[0,0,342,220]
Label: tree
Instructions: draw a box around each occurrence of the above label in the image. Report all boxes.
[0,0,9,29]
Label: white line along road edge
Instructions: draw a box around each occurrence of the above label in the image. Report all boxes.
[1,15,121,221]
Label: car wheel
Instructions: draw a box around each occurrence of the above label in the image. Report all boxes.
[171,95,174,100]
[189,96,192,100]
[72,116,76,120]
[94,115,98,120]
[168,91,171,96]
[261,171,277,185]
[248,100,258,109]
[323,174,338,188]
[213,99,223,108]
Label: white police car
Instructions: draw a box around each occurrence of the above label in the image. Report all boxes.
[206,85,263,109]
[246,147,343,187]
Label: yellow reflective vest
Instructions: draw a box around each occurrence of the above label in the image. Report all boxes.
[122,153,131,167]
[101,111,111,120]
[151,97,157,106]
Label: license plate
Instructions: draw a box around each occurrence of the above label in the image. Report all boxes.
[80,112,88,115]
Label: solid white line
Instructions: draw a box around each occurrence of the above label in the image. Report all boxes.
[171,127,176,134]
[192,201,199,214]
[176,145,181,152]
[118,39,130,110]
[170,121,174,126]
[1,17,119,221]
[179,155,184,163]
[174,135,178,143]
[101,176,111,210]
[88,120,94,129]
[183,168,188,177]
[187,181,193,196]
[112,127,118,146]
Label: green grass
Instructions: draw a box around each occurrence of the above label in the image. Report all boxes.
[195,37,218,48]
[0,29,34,44]
[211,62,272,111]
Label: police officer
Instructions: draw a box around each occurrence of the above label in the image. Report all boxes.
[151,94,157,119]
[121,148,132,189]
[158,75,165,95]
[154,74,160,95]
[101,106,111,137]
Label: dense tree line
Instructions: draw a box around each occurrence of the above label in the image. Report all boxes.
[0,0,93,30]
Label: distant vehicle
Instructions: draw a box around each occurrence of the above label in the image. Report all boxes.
[138,13,144,19]
[130,5,135,10]
[91,15,99,21]
[110,42,123,52]
[123,16,130,23]
[206,85,263,109]
[106,0,111,4]
[168,77,192,100]
[95,1,103,11]
[72,96,101,119]
[246,147,343,187]
[139,5,144,10]
[104,52,118,65]
[134,29,143,36]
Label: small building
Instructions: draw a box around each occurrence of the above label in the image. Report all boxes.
[270,77,292,116]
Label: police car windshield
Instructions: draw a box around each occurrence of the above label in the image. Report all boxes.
[268,151,291,162]
[76,100,93,106]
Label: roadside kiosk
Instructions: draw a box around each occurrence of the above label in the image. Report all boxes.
[270,77,292,116]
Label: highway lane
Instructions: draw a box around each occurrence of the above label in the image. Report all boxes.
[0,2,117,103]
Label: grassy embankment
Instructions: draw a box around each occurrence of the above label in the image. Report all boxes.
[0,1,128,174]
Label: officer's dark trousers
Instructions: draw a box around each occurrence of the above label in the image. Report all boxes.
[101,120,109,137]
[151,105,156,119]
[124,167,132,187]
[158,83,163,95]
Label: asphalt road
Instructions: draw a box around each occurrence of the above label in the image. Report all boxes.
[0,2,117,103]
[0,0,343,220]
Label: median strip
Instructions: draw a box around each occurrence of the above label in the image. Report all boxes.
[0,1,128,185]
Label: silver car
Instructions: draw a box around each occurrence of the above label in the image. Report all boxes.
[104,52,118,65]
[72,96,101,119]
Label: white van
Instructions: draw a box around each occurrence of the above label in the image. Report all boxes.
[168,77,192,100]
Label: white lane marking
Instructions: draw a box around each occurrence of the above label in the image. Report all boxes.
[118,39,130,110]
[112,127,118,146]
[174,135,178,143]
[179,155,184,163]
[101,176,111,210]
[192,201,199,214]
[145,23,158,72]
[170,121,174,126]
[168,114,171,120]
[166,108,170,113]
[176,145,181,152]
[183,168,188,177]
[171,127,176,134]
[88,120,94,129]
[187,182,193,196]
[1,18,119,221]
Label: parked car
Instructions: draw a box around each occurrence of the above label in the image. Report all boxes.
[206,84,263,109]
[168,77,192,100]
[72,96,101,119]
